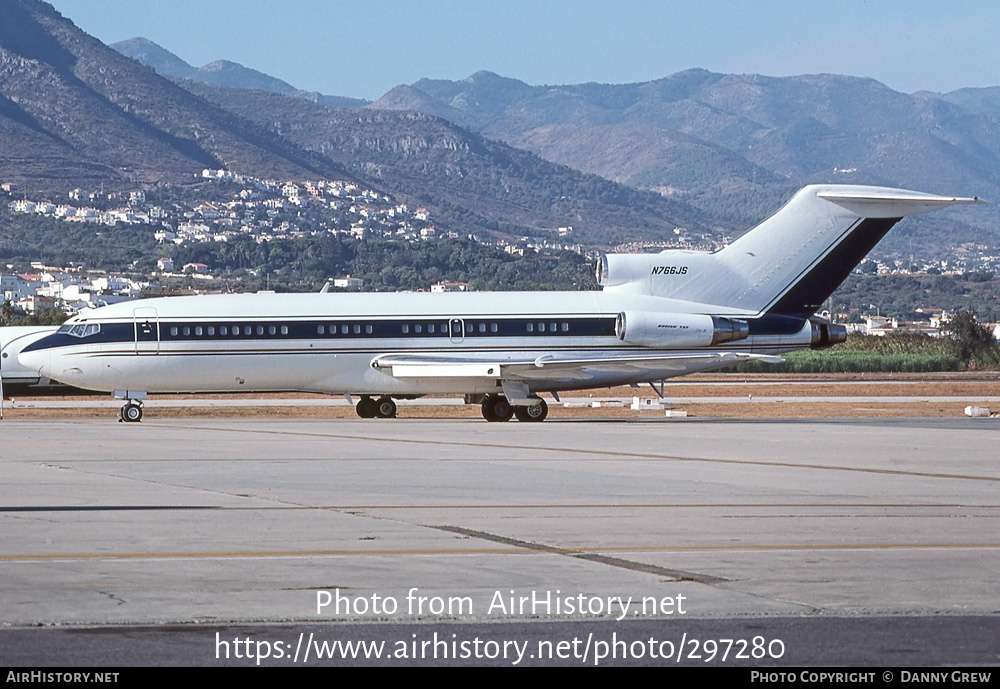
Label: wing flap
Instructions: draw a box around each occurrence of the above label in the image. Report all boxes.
[386,362,503,378]
[371,352,783,382]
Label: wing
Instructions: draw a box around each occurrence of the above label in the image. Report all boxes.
[371,351,783,382]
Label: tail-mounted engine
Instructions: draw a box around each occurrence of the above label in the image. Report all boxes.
[809,317,847,350]
[615,311,750,348]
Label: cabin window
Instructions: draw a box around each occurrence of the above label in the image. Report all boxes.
[170,327,178,337]
[341,325,349,335]
[195,326,203,336]
[561,322,569,332]
[526,323,533,332]
[415,324,422,334]
[365,325,373,334]
[208,327,215,336]
[244,326,252,335]
[183,327,191,336]
[281,326,288,335]
[491,323,498,333]
[268,326,276,335]
[428,324,435,334]
[401,324,409,334]
[317,325,325,335]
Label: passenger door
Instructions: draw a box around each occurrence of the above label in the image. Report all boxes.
[133,307,159,355]
[449,318,465,344]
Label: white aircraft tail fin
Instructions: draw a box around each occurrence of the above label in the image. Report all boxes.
[600,185,983,318]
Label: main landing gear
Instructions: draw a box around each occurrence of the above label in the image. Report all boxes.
[355,395,397,419]
[481,394,548,423]
[352,394,550,421]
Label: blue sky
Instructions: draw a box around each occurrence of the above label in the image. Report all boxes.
[49,0,1000,100]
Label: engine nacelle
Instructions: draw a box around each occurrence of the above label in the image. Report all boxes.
[597,252,697,287]
[615,311,749,348]
[598,253,652,287]
[809,318,848,350]
[596,250,731,299]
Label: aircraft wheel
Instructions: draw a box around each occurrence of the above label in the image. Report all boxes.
[514,398,548,422]
[356,397,378,419]
[480,398,496,421]
[375,397,397,419]
[481,395,513,422]
[120,402,143,423]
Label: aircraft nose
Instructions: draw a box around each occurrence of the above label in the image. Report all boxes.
[15,347,51,379]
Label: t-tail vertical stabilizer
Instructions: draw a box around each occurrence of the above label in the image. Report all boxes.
[599,185,984,317]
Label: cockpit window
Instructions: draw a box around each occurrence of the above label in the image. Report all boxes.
[58,323,101,338]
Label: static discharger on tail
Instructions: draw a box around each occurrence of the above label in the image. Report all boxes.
[17,185,984,422]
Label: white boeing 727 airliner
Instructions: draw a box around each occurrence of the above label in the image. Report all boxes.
[18,185,983,422]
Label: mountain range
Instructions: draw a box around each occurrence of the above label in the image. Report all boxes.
[1,0,998,255]
[371,70,1000,236]
[111,37,369,109]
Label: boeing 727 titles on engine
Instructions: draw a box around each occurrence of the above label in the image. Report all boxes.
[18,185,983,422]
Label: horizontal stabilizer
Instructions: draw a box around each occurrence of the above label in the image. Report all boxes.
[815,189,984,217]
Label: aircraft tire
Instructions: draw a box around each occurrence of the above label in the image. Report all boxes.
[375,397,397,419]
[356,397,378,419]
[120,402,143,423]
[481,395,514,422]
[514,398,548,422]
[480,397,497,421]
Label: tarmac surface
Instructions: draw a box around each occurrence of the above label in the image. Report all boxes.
[2,415,999,666]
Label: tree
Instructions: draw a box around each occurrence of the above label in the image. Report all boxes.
[945,311,997,368]
[6,308,68,326]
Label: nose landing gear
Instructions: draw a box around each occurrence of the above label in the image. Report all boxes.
[114,390,147,423]
[119,401,143,423]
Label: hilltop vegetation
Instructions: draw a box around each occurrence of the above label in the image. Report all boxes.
[168,234,595,293]
[832,273,1000,322]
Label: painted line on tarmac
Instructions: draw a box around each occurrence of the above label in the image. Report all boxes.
[3,541,998,563]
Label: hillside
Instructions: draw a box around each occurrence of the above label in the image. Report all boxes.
[938,86,1000,118]
[0,0,346,190]
[183,83,712,244]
